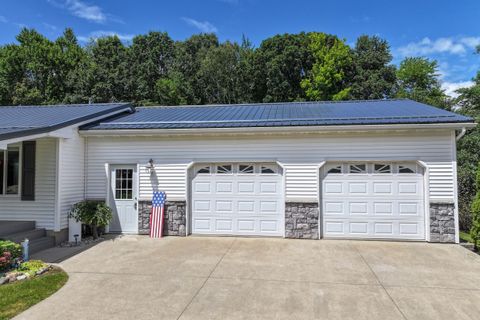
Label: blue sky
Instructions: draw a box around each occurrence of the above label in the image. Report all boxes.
[0,0,479,96]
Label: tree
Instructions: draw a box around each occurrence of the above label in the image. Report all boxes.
[349,35,396,99]
[253,33,312,102]
[456,72,480,114]
[395,57,451,109]
[129,32,175,104]
[471,162,480,251]
[87,36,130,102]
[301,32,352,101]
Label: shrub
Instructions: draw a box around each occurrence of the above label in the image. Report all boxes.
[471,162,480,251]
[0,240,22,270]
[18,260,47,276]
[70,200,113,239]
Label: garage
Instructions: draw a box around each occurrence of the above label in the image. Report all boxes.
[191,163,284,236]
[322,162,425,240]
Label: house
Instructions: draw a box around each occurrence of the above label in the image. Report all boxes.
[0,99,475,248]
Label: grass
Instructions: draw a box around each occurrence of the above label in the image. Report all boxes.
[460,231,473,243]
[0,268,68,320]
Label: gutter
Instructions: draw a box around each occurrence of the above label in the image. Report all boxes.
[79,122,477,137]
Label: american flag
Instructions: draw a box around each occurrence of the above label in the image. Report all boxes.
[150,191,166,238]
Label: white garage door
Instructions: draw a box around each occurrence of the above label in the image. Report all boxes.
[322,162,425,240]
[191,163,284,236]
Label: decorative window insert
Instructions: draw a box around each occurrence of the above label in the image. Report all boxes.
[239,164,254,174]
[197,166,211,174]
[327,165,342,174]
[374,164,391,174]
[260,165,277,174]
[115,169,133,200]
[216,165,232,174]
[349,164,366,174]
[398,164,416,174]
[0,147,20,195]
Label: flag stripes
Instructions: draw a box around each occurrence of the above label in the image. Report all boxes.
[150,191,166,238]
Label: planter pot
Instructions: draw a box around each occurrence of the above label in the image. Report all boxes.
[68,218,82,243]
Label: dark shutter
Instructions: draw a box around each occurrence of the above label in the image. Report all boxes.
[21,141,36,201]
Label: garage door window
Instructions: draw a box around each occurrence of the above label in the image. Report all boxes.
[327,165,342,174]
[349,164,366,174]
[216,165,232,174]
[197,166,211,174]
[239,164,254,174]
[374,164,392,174]
[398,164,416,174]
[260,165,277,174]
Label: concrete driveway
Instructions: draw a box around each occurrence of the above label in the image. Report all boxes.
[16,236,480,320]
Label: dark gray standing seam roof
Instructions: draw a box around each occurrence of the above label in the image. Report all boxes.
[80,99,474,131]
[0,103,133,141]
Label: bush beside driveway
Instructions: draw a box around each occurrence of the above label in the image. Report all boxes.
[15,236,480,320]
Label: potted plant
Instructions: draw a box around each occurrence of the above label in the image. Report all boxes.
[70,201,113,239]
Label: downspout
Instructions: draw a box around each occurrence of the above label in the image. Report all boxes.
[455,127,467,141]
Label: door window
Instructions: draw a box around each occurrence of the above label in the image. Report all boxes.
[115,169,133,199]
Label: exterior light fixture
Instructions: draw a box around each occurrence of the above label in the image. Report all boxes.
[146,158,155,173]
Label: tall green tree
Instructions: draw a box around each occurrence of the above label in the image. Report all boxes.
[129,32,175,104]
[87,36,130,102]
[349,35,396,99]
[253,33,312,102]
[395,57,451,109]
[301,33,352,101]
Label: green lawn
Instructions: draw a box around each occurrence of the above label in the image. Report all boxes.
[460,231,473,243]
[0,268,68,320]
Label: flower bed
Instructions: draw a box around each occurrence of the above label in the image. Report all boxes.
[0,240,53,286]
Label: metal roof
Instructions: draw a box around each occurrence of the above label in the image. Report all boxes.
[0,103,133,141]
[81,99,474,131]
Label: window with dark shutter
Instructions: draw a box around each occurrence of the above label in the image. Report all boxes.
[21,141,36,201]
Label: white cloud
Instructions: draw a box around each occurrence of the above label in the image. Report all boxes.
[181,17,218,33]
[397,36,480,57]
[43,22,58,31]
[78,30,134,42]
[441,81,474,98]
[0,15,7,23]
[48,0,107,23]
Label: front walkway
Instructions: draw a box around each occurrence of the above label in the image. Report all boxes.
[16,236,480,320]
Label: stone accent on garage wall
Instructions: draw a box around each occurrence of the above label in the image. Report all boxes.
[285,202,319,239]
[430,202,455,243]
[138,200,186,236]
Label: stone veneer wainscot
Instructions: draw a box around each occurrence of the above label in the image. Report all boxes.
[285,202,319,239]
[430,202,455,243]
[138,200,186,236]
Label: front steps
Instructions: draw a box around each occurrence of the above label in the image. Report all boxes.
[0,221,55,254]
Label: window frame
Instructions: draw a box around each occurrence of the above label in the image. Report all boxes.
[373,163,392,174]
[0,144,22,197]
[215,164,233,175]
[397,164,417,174]
[260,164,278,175]
[238,164,255,174]
[348,163,367,174]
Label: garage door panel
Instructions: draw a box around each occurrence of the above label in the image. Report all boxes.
[216,182,233,193]
[192,164,283,236]
[322,162,425,240]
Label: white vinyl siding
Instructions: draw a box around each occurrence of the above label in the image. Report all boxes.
[84,130,456,203]
[282,164,319,201]
[0,138,57,229]
[58,132,85,230]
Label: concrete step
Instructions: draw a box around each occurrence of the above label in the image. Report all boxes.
[0,221,36,237]
[29,236,55,254]
[4,228,47,243]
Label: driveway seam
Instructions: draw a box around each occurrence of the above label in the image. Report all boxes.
[175,237,237,320]
[351,242,409,320]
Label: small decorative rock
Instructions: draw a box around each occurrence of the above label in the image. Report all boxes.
[0,277,7,285]
[16,274,27,281]
[58,236,104,247]
[36,267,48,275]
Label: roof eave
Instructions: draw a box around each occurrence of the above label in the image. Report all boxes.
[0,104,133,142]
[79,121,477,137]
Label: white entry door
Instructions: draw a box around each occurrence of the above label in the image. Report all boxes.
[191,163,284,236]
[322,162,425,240]
[109,165,138,233]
